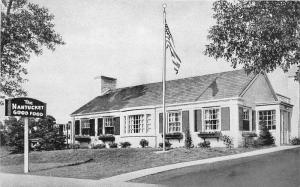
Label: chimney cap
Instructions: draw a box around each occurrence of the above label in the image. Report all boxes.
[100,76,117,81]
[95,75,117,81]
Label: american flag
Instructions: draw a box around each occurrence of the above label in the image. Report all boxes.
[165,20,181,74]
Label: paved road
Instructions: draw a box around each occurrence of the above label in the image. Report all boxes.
[133,147,300,187]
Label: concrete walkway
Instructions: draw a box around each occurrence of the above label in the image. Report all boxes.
[100,145,300,183]
[0,173,162,187]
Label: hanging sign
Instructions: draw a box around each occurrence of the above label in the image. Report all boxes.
[5,97,46,118]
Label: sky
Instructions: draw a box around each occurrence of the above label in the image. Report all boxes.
[1,0,298,123]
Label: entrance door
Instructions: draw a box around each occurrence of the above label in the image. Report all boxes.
[280,111,290,145]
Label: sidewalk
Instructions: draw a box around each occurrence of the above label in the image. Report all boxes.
[100,145,300,182]
[0,173,162,187]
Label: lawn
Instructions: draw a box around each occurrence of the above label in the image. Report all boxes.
[0,146,264,179]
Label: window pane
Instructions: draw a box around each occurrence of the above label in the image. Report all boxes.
[168,111,181,133]
[258,110,276,130]
[204,108,220,131]
[104,117,114,134]
[128,115,144,134]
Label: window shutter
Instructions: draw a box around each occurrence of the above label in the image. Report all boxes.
[98,118,103,135]
[89,119,95,136]
[221,107,230,131]
[252,110,256,131]
[194,110,202,132]
[75,120,80,135]
[114,117,120,135]
[239,107,243,131]
[159,113,163,133]
[182,111,189,133]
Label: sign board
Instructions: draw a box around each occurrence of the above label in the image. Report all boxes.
[5,97,46,118]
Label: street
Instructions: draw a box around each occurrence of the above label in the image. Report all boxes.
[133,147,300,187]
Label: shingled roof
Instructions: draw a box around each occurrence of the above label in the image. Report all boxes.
[71,69,256,115]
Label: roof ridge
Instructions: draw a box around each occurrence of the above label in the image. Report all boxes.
[110,69,246,94]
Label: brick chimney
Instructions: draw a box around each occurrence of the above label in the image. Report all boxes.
[100,76,117,94]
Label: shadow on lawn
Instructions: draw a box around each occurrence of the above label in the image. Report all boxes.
[30,158,94,172]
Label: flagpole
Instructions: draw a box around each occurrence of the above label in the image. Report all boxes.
[162,3,167,151]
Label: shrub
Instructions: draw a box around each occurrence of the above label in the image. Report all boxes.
[257,121,275,146]
[252,139,261,148]
[241,132,257,148]
[70,143,80,149]
[98,135,115,142]
[221,135,233,149]
[290,137,300,145]
[140,139,149,148]
[242,136,255,148]
[92,143,106,149]
[159,141,172,148]
[198,140,210,148]
[120,141,131,148]
[109,142,118,148]
[184,129,193,149]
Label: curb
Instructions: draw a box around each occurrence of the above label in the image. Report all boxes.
[99,145,300,182]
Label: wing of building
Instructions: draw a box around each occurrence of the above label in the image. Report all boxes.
[70,69,295,148]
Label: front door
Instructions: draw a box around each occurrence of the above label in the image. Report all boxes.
[280,110,290,145]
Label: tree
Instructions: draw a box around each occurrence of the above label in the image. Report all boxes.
[31,115,66,151]
[4,117,31,153]
[0,121,8,146]
[184,128,192,149]
[205,0,300,75]
[4,115,65,153]
[257,121,275,146]
[1,0,65,100]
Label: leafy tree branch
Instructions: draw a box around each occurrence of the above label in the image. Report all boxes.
[205,0,300,76]
[1,0,65,100]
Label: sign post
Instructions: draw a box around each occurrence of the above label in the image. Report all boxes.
[5,97,46,173]
[24,117,29,173]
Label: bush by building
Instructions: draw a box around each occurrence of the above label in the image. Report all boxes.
[184,129,193,149]
[159,141,172,149]
[109,142,118,148]
[92,143,106,149]
[98,135,115,142]
[139,139,149,148]
[120,141,131,148]
[198,140,210,148]
[221,135,233,149]
[256,121,275,146]
[290,137,300,145]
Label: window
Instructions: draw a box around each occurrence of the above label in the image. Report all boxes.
[243,109,250,131]
[204,108,220,131]
[259,110,276,130]
[167,111,181,133]
[104,117,114,134]
[124,114,152,134]
[128,115,144,133]
[81,119,90,136]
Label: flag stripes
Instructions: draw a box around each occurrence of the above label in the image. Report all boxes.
[165,21,181,74]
